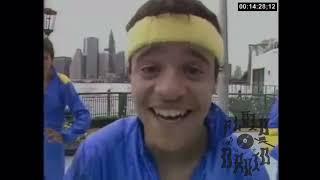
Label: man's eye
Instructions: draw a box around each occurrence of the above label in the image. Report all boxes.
[184,66,205,81]
[186,66,203,75]
[140,66,160,78]
[141,66,157,73]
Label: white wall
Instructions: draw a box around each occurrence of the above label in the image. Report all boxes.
[251,49,278,86]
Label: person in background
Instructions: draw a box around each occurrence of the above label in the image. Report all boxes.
[268,96,278,129]
[44,37,92,180]
[268,96,279,160]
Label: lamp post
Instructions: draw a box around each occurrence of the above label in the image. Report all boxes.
[217,0,229,113]
[44,8,57,37]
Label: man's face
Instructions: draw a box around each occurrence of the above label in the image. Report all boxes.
[44,52,53,78]
[130,42,217,151]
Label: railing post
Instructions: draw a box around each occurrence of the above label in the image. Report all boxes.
[264,94,268,116]
[107,90,111,117]
[118,93,127,118]
[122,93,127,117]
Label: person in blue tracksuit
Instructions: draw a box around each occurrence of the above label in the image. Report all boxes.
[65,104,270,180]
[268,96,278,129]
[268,96,279,160]
[44,37,92,180]
[268,96,278,180]
[65,0,270,179]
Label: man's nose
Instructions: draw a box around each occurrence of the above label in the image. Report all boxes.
[154,69,187,101]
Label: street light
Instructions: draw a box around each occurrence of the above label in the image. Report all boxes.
[44,8,57,37]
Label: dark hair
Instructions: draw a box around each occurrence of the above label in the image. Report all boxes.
[44,37,54,59]
[126,0,221,81]
[126,0,221,33]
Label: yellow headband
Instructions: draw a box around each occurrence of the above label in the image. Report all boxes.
[126,13,225,65]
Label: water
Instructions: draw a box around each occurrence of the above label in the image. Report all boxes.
[73,83,131,93]
[73,83,278,95]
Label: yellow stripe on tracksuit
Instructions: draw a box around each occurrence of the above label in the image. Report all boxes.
[262,128,278,149]
[57,73,71,84]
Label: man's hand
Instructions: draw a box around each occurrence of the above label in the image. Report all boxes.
[45,128,63,143]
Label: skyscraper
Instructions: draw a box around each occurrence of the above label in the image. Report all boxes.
[107,30,116,73]
[84,37,99,79]
[82,55,87,79]
[70,49,84,79]
[98,51,109,79]
[115,51,125,77]
[53,56,72,77]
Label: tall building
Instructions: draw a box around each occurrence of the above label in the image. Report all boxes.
[124,55,129,79]
[107,31,116,73]
[98,51,109,79]
[84,37,99,79]
[70,49,84,79]
[115,51,125,77]
[112,51,126,82]
[53,57,72,76]
[82,55,87,79]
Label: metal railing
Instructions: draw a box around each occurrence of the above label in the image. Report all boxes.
[78,92,136,118]
[228,84,278,128]
[229,84,278,95]
[74,84,278,129]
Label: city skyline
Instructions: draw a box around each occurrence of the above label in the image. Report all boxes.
[46,0,278,71]
[63,35,126,82]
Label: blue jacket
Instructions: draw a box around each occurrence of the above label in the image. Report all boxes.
[268,96,278,128]
[44,68,91,180]
[268,96,279,161]
[65,103,270,180]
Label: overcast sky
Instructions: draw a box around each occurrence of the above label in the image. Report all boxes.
[45,0,278,72]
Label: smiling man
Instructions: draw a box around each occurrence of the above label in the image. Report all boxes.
[64,0,270,179]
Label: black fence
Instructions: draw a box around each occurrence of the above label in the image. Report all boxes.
[228,84,278,129]
[78,92,136,118]
[216,83,277,130]
[229,84,278,95]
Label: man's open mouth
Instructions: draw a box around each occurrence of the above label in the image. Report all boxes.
[150,108,192,121]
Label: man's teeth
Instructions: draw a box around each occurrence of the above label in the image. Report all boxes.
[154,109,187,118]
